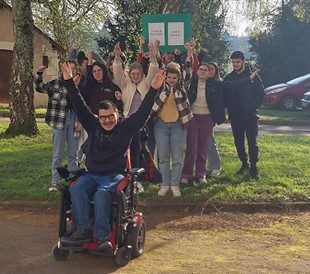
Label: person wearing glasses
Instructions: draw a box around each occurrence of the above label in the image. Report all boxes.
[60,61,166,250]
[181,62,225,185]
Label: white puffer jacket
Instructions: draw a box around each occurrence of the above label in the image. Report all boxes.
[113,56,159,117]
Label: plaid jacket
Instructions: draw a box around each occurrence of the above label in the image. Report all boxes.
[34,73,69,129]
[151,83,193,128]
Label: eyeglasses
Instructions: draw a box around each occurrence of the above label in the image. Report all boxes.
[99,113,115,121]
[93,69,103,74]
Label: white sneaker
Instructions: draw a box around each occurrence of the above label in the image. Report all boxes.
[157,186,169,196]
[49,181,59,192]
[197,177,207,185]
[180,178,189,184]
[171,186,181,197]
[211,169,221,177]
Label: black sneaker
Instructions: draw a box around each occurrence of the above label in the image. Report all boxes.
[236,163,249,175]
[250,166,260,179]
[96,235,112,250]
[61,228,92,243]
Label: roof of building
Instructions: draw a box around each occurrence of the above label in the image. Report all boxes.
[0,0,65,53]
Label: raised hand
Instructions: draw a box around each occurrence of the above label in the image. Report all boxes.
[139,37,145,47]
[250,68,260,80]
[75,122,82,132]
[115,91,122,100]
[73,74,81,86]
[151,70,166,90]
[71,43,79,50]
[154,39,160,47]
[114,42,122,58]
[85,51,93,65]
[36,65,47,73]
[149,41,159,59]
[61,62,73,80]
[188,43,196,54]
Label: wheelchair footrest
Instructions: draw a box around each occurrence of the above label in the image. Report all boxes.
[129,168,145,176]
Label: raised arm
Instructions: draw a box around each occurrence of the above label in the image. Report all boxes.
[124,70,166,134]
[34,65,65,100]
[137,36,145,63]
[61,62,97,132]
[113,42,129,90]
[144,41,159,87]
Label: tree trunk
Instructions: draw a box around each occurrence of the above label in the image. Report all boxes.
[5,0,38,136]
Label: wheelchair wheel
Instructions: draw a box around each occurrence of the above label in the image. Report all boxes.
[130,219,146,257]
[115,246,131,266]
[52,244,70,261]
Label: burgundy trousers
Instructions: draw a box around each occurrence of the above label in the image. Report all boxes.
[182,114,214,179]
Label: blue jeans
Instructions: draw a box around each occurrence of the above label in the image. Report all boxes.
[154,119,187,187]
[70,173,124,238]
[207,132,221,171]
[51,111,79,183]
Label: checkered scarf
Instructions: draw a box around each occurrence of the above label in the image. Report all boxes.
[151,83,193,128]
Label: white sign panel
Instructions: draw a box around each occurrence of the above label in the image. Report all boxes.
[148,23,165,45]
[168,22,184,46]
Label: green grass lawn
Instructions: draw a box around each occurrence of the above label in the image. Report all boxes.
[0,106,46,116]
[258,106,310,125]
[0,122,309,203]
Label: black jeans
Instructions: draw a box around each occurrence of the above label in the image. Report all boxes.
[146,122,156,158]
[130,131,141,169]
[230,118,259,166]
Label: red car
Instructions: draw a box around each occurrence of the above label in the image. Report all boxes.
[263,74,310,110]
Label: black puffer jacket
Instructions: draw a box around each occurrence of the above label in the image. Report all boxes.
[187,76,226,125]
[224,69,264,120]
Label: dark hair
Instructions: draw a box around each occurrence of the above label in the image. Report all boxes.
[91,62,109,84]
[67,59,77,65]
[76,51,88,65]
[198,62,209,68]
[106,54,126,80]
[230,51,245,60]
[98,100,117,111]
[207,62,221,80]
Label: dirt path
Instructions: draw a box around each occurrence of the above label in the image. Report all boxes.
[0,206,309,274]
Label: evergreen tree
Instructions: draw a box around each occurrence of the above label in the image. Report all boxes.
[97,0,229,66]
[249,1,310,86]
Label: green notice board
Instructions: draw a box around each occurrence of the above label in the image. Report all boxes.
[142,13,192,52]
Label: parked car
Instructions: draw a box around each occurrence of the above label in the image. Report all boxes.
[301,91,310,112]
[263,74,310,111]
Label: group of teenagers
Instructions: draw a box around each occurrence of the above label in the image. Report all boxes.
[34,38,265,248]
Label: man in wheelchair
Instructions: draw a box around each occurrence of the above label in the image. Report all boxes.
[60,56,164,250]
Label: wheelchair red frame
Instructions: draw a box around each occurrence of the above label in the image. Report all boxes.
[52,151,146,266]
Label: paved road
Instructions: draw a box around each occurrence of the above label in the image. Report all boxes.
[0,207,309,274]
[215,123,310,136]
[1,117,310,136]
